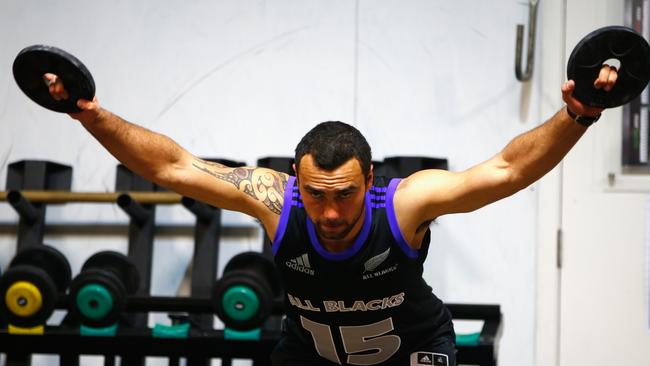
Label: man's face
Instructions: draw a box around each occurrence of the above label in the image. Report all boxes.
[295,155,372,241]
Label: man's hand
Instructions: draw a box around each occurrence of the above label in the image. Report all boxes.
[562,64,618,118]
[43,73,102,124]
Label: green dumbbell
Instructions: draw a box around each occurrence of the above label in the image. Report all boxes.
[68,251,139,328]
[212,252,281,331]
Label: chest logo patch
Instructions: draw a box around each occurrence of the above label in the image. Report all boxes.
[410,352,448,366]
[364,248,391,272]
[362,248,397,280]
[286,253,315,276]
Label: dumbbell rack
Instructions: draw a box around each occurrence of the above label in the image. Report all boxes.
[0,157,502,366]
[0,159,284,366]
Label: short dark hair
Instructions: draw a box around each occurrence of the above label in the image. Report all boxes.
[295,121,372,178]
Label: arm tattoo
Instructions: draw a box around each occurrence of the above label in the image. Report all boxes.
[200,160,227,168]
[255,169,289,214]
[192,159,288,215]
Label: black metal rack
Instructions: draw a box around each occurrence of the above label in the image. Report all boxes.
[0,157,501,366]
[0,302,500,366]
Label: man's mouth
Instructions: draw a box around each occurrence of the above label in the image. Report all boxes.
[321,222,343,231]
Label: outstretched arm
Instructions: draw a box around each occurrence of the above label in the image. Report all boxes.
[46,74,288,237]
[393,66,617,247]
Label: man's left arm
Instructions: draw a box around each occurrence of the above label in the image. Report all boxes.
[393,66,617,245]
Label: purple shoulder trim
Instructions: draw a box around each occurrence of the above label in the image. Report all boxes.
[272,176,296,256]
[386,178,419,259]
[307,194,372,261]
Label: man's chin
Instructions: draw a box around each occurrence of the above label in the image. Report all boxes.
[316,226,348,240]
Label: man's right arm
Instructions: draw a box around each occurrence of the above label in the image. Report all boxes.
[48,74,288,237]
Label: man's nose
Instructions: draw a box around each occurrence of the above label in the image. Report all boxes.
[322,202,340,221]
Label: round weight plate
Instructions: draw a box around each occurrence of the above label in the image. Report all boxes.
[212,270,274,331]
[10,244,71,292]
[5,281,43,317]
[567,25,650,108]
[69,269,126,328]
[0,265,57,327]
[221,285,260,322]
[82,251,140,294]
[224,252,282,296]
[76,283,114,320]
[13,45,95,113]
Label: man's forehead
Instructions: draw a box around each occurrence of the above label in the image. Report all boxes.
[296,155,365,188]
[298,173,363,190]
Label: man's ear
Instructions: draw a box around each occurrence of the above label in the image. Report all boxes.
[292,163,298,178]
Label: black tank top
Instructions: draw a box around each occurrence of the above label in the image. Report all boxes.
[272,176,454,365]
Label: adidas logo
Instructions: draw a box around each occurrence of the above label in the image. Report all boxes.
[411,352,447,366]
[419,354,432,365]
[286,253,314,276]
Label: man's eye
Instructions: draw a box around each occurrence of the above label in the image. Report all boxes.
[310,192,323,199]
[338,192,351,199]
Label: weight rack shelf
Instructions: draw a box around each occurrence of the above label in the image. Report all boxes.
[0,329,281,360]
[0,328,495,365]
[0,303,500,366]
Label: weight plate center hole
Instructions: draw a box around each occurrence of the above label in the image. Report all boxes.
[17,297,27,307]
[603,58,621,71]
[235,302,245,311]
[89,299,99,308]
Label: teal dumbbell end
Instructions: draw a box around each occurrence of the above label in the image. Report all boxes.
[76,284,114,320]
[80,323,118,337]
[224,327,261,340]
[456,332,481,346]
[153,323,190,339]
[221,285,260,321]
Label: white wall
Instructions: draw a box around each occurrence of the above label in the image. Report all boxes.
[560,0,650,365]
[535,0,566,364]
[0,1,544,365]
[536,0,650,365]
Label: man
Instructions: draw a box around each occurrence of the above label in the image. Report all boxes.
[44,64,617,365]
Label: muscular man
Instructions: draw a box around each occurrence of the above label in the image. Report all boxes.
[45,64,617,365]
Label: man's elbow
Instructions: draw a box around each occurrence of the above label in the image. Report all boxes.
[151,161,188,190]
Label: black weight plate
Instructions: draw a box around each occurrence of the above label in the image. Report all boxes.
[567,26,650,108]
[224,252,282,296]
[10,244,72,292]
[0,265,57,328]
[13,45,95,113]
[82,251,140,294]
[69,269,127,328]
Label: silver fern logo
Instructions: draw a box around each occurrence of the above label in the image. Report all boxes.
[364,248,391,272]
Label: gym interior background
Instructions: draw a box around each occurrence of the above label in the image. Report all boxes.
[0,0,648,365]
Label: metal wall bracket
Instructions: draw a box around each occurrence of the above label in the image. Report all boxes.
[515,0,539,81]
